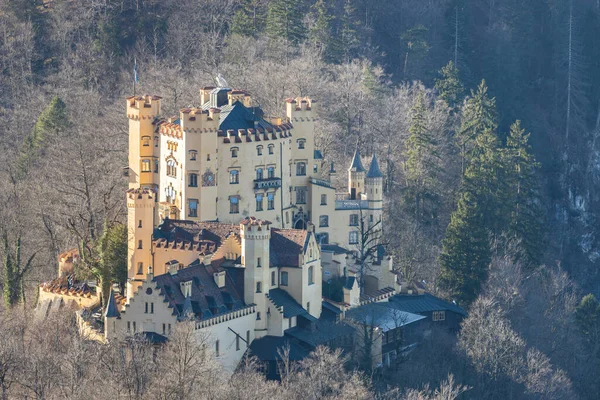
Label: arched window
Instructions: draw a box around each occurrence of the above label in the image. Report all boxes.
[167,159,177,177]
[189,173,198,187]
[256,168,263,180]
[229,170,239,184]
[308,266,314,285]
[141,159,151,172]
[257,145,263,156]
[189,150,197,161]
[231,147,239,158]
[267,166,275,178]
[142,136,151,146]
[268,144,274,154]
[296,162,306,176]
[297,139,306,149]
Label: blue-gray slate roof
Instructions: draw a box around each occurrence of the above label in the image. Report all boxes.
[285,320,355,348]
[249,335,309,361]
[366,154,383,178]
[268,288,317,321]
[389,293,467,316]
[104,289,120,318]
[348,149,366,172]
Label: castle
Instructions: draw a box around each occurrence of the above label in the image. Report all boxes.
[39,83,464,373]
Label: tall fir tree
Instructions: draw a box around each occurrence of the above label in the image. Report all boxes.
[404,92,440,225]
[438,191,491,305]
[231,0,267,37]
[337,0,360,62]
[457,80,497,175]
[265,0,305,45]
[434,61,465,108]
[505,121,545,267]
[17,96,69,179]
[308,0,334,61]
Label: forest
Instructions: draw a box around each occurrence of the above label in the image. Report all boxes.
[1,0,600,398]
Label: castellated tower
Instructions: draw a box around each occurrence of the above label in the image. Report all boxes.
[240,217,271,339]
[126,188,156,302]
[365,154,384,224]
[286,97,320,178]
[179,107,220,221]
[348,149,366,199]
[127,95,162,191]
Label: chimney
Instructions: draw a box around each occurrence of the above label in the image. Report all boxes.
[213,271,226,288]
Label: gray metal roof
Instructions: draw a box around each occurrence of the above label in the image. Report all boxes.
[389,293,467,316]
[345,303,425,332]
[320,244,349,254]
[285,320,355,348]
[249,335,309,361]
[335,199,368,210]
[268,288,317,321]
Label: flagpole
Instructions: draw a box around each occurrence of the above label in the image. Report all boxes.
[133,57,137,96]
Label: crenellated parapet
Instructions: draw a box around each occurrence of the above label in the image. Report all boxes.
[126,95,161,120]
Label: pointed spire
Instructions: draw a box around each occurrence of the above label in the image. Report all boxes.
[348,148,366,172]
[104,289,120,318]
[366,154,383,178]
[180,294,194,320]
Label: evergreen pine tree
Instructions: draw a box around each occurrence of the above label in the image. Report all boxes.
[102,224,128,295]
[575,294,600,346]
[17,96,70,179]
[438,191,491,305]
[435,61,465,108]
[231,0,267,37]
[265,0,305,45]
[337,0,360,62]
[2,233,17,307]
[308,0,334,61]
[458,80,497,175]
[404,92,440,224]
[505,121,545,267]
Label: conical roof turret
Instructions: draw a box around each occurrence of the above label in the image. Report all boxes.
[348,148,366,172]
[366,154,383,178]
[104,289,121,318]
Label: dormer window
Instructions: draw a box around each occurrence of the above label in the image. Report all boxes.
[231,147,239,158]
[189,150,197,161]
[257,145,263,156]
[268,144,274,154]
[297,139,306,149]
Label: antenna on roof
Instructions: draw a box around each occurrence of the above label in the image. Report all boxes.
[215,73,229,88]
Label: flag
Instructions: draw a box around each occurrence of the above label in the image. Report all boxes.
[134,58,139,83]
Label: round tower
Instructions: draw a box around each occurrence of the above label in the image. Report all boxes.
[126,188,156,301]
[126,95,161,191]
[240,217,272,338]
[365,154,384,225]
[348,149,366,199]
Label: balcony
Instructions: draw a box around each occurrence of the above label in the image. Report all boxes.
[254,177,282,190]
[310,177,333,189]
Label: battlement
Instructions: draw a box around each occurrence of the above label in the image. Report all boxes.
[228,90,252,107]
[126,95,161,119]
[158,120,183,139]
[179,107,220,129]
[286,96,317,118]
[240,217,272,238]
[221,124,293,144]
[126,188,155,205]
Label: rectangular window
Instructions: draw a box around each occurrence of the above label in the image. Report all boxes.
[137,262,143,275]
[349,214,359,226]
[154,159,159,173]
[141,159,151,172]
[215,340,220,356]
[188,199,198,218]
[281,271,288,286]
[162,324,166,335]
[319,215,329,227]
[257,146,263,156]
[230,196,239,214]
[256,312,261,320]
[138,220,142,228]
[229,170,239,184]
[246,330,250,347]
[138,240,143,249]
[168,324,172,334]
[271,271,275,286]
[151,303,154,314]
[321,194,327,205]
[349,231,359,244]
[296,187,306,204]
[189,150,197,160]
[267,193,275,210]
[307,302,310,314]
[268,145,274,155]
[127,321,131,332]
[256,282,262,293]
[256,194,263,211]
[298,140,305,149]
[231,148,238,158]
[313,164,318,173]
[145,302,148,313]
[154,136,159,147]
[189,173,198,187]
[133,322,136,333]
[257,257,262,267]
[142,136,150,146]
[236,335,240,351]
[296,162,306,176]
